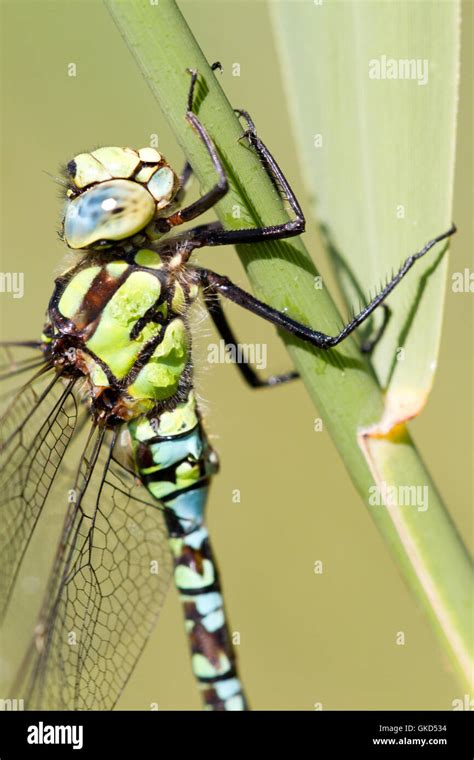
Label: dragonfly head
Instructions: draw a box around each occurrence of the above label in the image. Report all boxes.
[62,146,180,250]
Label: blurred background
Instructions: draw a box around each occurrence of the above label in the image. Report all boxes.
[0,0,471,710]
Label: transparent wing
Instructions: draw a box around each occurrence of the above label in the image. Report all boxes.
[0,342,78,618]
[0,341,45,384]
[16,424,173,710]
[0,342,51,415]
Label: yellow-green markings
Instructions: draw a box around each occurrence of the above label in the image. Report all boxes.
[128,318,188,401]
[71,153,112,189]
[86,271,162,379]
[147,461,201,498]
[90,363,109,387]
[171,282,186,314]
[169,539,216,589]
[188,283,199,301]
[106,261,128,277]
[131,391,198,442]
[157,391,198,435]
[134,248,163,269]
[58,266,101,319]
[91,146,140,179]
[193,653,232,679]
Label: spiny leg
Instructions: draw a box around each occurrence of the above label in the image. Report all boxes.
[159,71,305,247]
[178,107,305,248]
[328,225,455,346]
[157,76,455,351]
[158,68,228,233]
[192,224,456,350]
[174,161,193,206]
[173,66,223,205]
[234,107,304,228]
[203,286,299,387]
[360,304,391,353]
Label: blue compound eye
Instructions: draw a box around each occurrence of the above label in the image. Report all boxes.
[64,179,156,249]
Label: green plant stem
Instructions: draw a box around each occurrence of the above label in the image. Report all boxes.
[105,0,472,689]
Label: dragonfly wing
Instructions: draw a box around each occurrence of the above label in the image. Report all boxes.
[17,424,173,710]
[0,343,79,618]
[0,342,45,386]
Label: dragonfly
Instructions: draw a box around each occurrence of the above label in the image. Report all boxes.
[0,66,455,711]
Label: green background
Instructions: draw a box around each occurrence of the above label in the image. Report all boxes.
[0,0,472,710]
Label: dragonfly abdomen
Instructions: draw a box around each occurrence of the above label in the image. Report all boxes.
[130,393,248,711]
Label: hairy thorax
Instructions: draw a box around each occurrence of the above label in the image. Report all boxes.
[44,247,199,423]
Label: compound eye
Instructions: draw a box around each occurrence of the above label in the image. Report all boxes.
[64,179,155,249]
[147,167,177,209]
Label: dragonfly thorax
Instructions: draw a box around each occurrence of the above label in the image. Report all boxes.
[62,147,180,250]
[46,251,199,422]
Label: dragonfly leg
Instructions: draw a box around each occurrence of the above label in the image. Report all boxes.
[360,304,391,353]
[160,70,306,245]
[192,224,456,350]
[174,160,194,206]
[173,63,222,207]
[234,106,305,233]
[158,69,229,231]
[202,286,299,387]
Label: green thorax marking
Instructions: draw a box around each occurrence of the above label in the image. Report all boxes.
[54,252,198,413]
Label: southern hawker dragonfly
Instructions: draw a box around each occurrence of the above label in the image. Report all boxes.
[0,67,455,711]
